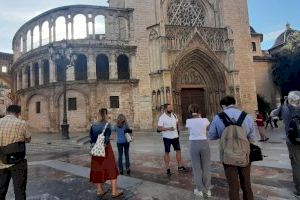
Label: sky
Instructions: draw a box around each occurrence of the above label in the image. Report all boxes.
[0,0,299,53]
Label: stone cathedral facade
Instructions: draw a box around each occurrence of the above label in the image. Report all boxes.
[10,0,272,133]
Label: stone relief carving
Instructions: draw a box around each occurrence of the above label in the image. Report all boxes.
[178,68,204,84]
[149,29,159,40]
[165,25,227,51]
[167,0,206,27]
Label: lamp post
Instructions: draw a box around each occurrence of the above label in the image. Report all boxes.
[48,40,77,139]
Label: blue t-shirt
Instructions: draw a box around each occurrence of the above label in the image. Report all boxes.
[89,122,111,145]
[112,124,129,144]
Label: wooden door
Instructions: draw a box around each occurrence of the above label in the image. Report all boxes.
[180,88,205,124]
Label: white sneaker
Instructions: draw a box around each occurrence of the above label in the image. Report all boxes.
[205,190,212,197]
[194,189,203,197]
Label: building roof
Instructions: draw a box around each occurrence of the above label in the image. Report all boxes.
[250,26,257,34]
[250,26,263,42]
[271,24,297,49]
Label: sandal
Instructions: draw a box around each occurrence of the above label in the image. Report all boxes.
[112,190,123,198]
[97,190,108,197]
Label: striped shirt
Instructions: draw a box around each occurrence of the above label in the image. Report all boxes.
[0,115,31,169]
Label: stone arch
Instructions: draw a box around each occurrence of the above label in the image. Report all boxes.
[57,89,89,132]
[117,54,130,80]
[96,54,109,80]
[26,94,50,132]
[74,54,87,80]
[171,48,227,121]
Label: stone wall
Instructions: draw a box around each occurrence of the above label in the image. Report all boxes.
[222,0,258,112]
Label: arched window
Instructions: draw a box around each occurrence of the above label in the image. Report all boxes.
[95,15,106,40]
[20,37,23,53]
[73,14,87,39]
[96,54,109,80]
[42,21,49,45]
[57,62,65,82]
[26,30,31,52]
[167,0,206,27]
[34,63,39,86]
[117,54,130,80]
[75,54,87,80]
[33,26,39,49]
[252,42,257,52]
[43,60,50,84]
[55,16,66,41]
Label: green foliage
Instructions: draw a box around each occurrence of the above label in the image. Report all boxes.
[271,32,300,96]
[257,95,271,115]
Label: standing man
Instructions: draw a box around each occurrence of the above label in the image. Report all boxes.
[158,104,186,176]
[0,105,31,200]
[271,91,300,198]
[208,96,256,200]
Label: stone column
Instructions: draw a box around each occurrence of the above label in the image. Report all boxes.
[39,25,42,47]
[86,17,89,37]
[66,20,69,40]
[30,30,33,50]
[87,53,96,79]
[39,60,44,85]
[109,53,118,79]
[92,21,95,39]
[49,59,56,83]
[23,36,27,52]
[16,71,20,90]
[49,22,52,43]
[71,20,74,39]
[22,68,27,89]
[130,54,136,79]
[53,23,56,42]
[30,63,35,87]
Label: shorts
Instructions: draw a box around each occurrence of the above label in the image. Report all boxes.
[163,137,181,153]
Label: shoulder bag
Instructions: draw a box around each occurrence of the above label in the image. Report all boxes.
[90,123,108,157]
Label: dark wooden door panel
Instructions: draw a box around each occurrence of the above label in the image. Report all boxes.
[181,89,205,123]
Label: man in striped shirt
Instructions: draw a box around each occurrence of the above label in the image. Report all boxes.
[0,105,31,200]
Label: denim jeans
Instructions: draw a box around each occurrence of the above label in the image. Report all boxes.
[117,143,130,172]
[287,142,300,193]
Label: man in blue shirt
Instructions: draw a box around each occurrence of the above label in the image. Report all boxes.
[208,96,256,200]
[271,91,300,197]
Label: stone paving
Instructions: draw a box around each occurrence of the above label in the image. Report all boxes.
[5,125,300,199]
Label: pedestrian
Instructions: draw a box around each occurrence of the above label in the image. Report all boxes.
[265,112,274,129]
[89,108,123,198]
[0,105,31,200]
[208,96,256,200]
[186,104,211,198]
[157,103,187,176]
[271,91,300,198]
[112,114,132,175]
[272,116,279,128]
[255,110,269,142]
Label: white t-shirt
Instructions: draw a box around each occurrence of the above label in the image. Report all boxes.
[186,118,210,140]
[158,113,179,139]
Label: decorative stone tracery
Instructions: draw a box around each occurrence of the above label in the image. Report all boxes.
[167,0,206,27]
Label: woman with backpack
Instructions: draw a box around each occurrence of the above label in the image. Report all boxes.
[112,114,132,175]
[185,104,211,198]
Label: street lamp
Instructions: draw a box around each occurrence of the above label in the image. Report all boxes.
[48,40,77,139]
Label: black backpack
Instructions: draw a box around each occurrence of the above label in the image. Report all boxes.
[287,106,300,145]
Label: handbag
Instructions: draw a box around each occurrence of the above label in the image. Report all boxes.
[90,123,108,157]
[124,128,133,143]
[250,143,263,162]
[0,142,26,164]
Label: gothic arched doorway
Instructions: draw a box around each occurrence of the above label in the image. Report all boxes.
[172,49,227,123]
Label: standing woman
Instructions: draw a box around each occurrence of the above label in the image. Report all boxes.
[186,104,212,198]
[89,108,123,198]
[113,114,132,175]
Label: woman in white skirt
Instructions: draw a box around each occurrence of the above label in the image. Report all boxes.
[186,104,211,198]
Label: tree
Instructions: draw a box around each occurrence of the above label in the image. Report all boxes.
[271,32,300,96]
